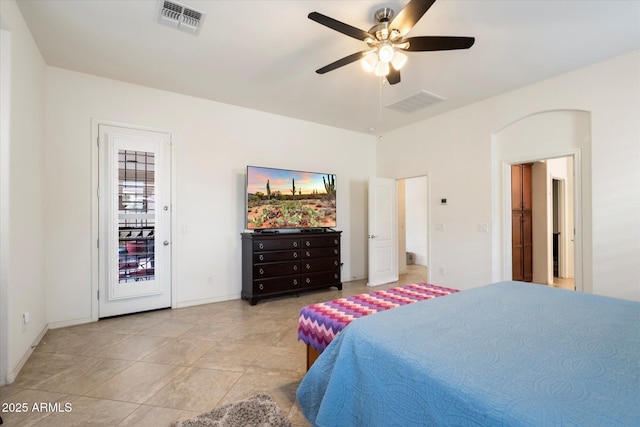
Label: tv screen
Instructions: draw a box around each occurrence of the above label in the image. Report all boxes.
[246,166,336,230]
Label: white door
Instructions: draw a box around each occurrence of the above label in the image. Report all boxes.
[368,177,398,286]
[98,125,172,317]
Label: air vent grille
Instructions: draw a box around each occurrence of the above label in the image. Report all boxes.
[159,0,205,34]
[385,90,446,113]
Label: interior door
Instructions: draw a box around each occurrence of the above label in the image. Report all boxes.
[98,125,172,317]
[368,177,398,286]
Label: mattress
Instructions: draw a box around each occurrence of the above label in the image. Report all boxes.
[297,281,640,426]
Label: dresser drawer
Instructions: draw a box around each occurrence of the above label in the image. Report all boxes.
[253,276,302,294]
[301,270,341,287]
[301,236,340,248]
[253,250,299,263]
[302,247,339,258]
[301,257,340,273]
[253,239,300,251]
[253,261,300,278]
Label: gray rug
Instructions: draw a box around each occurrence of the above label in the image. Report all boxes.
[172,393,292,427]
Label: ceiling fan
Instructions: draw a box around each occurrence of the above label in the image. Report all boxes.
[308,0,475,85]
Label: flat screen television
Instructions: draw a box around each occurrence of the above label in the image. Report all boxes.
[246,166,336,230]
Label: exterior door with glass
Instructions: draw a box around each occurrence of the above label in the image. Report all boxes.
[98,125,172,317]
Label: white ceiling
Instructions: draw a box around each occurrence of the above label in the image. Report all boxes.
[16,0,640,134]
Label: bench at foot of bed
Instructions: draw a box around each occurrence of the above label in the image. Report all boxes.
[298,282,459,370]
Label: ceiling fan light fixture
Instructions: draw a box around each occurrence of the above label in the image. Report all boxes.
[391,50,408,70]
[361,52,378,72]
[378,43,395,63]
[374,60,390,77]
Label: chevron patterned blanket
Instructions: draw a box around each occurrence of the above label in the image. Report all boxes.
[298,283,459,353]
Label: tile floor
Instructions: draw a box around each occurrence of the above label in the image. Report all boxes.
[1,266,428,426]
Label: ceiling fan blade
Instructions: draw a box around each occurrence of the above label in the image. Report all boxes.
[390,0,437,35]
[308,12,372,41]
[403,36,475,51]
[315,51,368,74]
[386,66,401,85]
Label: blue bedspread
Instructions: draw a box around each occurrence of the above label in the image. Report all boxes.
[296,281,640,426]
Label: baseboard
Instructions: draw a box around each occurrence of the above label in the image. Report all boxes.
[47,316,93,330]
[3,324,48,385]
[176,293,242,308]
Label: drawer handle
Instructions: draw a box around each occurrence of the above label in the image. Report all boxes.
[259,254,264,261]
[259,243,264,249]
[306,241,311,247]
[334,239,338,245]
[259,283,264,290]
[306,251,310,257]
[293,252,298,258]
[306,263,310,269]
[334,260,338,266]
[306,278,311,284]
[334,273,338,279]
[334,249,338,255]
[259,268,264,275]
[293,265,298,271]
[293,242,298,247]
[293,279,298,286]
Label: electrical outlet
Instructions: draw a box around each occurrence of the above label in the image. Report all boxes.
[438,267,445,276]
[435,223,445,231]
[22,312,30,332]
[478,224,488,232]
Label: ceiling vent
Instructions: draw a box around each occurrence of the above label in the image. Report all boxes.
[385,90,446,113]
[158,0,205,34]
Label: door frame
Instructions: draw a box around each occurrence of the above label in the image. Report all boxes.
[398,174,431,284]
[91,119,177,321]
[500,150,582,292]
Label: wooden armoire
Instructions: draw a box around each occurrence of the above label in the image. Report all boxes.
[512,163,533,282]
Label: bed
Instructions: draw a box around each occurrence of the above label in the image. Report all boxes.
[296,281,640,426]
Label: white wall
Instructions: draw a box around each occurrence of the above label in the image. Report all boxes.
[0,0,48,384]
[44,67,376,325]
[378,51,640,301]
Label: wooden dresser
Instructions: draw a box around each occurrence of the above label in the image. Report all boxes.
[241,230,342,305]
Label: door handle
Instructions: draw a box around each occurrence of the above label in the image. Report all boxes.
[163,240,170,246]
[369,235,377,239]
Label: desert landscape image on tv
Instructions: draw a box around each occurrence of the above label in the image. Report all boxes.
[247,167,336,229]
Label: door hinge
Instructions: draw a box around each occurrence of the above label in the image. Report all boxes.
[97,290,99,300]
[97,239,99,249]
[97,136,99,147]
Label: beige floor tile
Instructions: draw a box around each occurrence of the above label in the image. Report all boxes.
[32,396,138,426]
[192,341,265,372]
[179,322,240,341]
[118,404,198,427]
[33,357,133,395]
[97,334,171,361]
[138,320,196,338]
[245,346,307,378]
[144,367,242,412]
[95,315,165,335]
[11,352,87,388]
[85,361,185,403]
[142,337,216,366]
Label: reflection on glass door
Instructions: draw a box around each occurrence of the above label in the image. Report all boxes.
[118,150,155,283]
